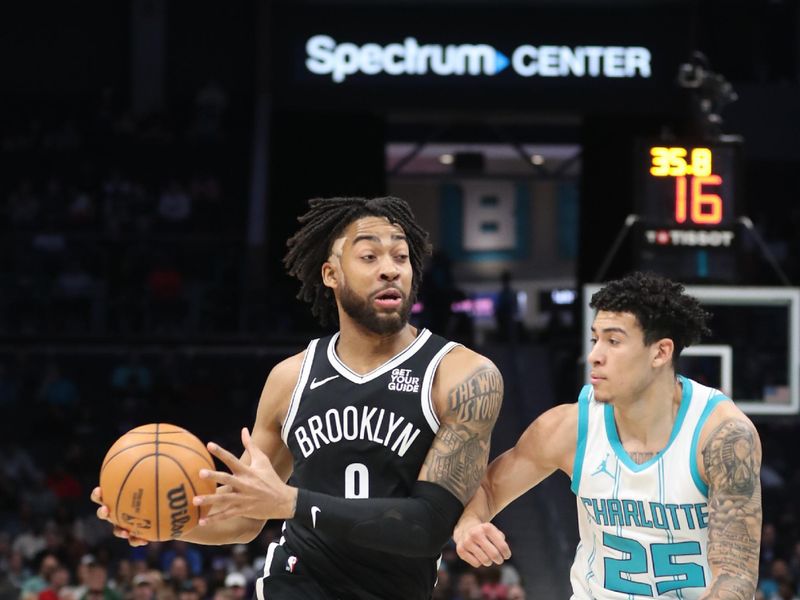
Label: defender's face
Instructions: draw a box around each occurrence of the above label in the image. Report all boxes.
[587,311,658,403]
[325,216,414,334]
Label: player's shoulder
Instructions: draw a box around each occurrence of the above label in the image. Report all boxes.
[437,344,499,377]
[267,350,307,388]
[529,403,578,446]
[697,394,760,452]
[431,345,503,417]
[256,350,307,417]
[515,403,577,473]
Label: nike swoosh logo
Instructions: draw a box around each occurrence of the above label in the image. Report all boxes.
[311,506,321,528]
[309,375,339,390]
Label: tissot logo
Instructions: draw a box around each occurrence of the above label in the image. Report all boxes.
[305,35,652,83]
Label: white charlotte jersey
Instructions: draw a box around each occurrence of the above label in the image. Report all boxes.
[569,376,730,599]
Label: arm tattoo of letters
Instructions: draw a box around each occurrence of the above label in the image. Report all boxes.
[701,419,761,600]
[424,367,503,503]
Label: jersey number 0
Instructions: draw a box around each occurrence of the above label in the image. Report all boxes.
[345,463,369,498]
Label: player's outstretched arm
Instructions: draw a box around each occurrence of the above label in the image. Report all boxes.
[698,407,762,600]
[91,352,300,546]
[454,402,577,568]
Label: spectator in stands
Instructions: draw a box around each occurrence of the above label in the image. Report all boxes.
[772,580,800,600]
[131,574,155,600]
[763,523,780,577]
[160,542,202,578]
[176,581,199,600]
[12,509,47,560]
[221,574,245,600]
[80,560,120,600]
[189,576,208,600]
[37,566,70,600]
[761,559,793,599]
[20,552,60,600]
[453,571,481,600]
[0,549,27,599]
[226,546,254,585]
[165,556,191,593]
[506,584,526,600]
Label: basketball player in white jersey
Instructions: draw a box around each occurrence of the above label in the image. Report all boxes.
[93,196,503,600]
[454,272,761,599]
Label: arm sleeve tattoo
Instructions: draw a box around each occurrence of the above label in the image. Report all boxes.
[422,366,504,504]
[700,418,762,600]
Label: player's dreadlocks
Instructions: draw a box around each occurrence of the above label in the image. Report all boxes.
[284,196,432,326]
[590,272,712,364]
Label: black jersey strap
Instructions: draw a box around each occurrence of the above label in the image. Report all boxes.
[294,481,463,557]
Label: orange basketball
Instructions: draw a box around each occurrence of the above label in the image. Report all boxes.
[99,424,216,542]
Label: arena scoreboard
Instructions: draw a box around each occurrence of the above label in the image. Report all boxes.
[634,139,743,281]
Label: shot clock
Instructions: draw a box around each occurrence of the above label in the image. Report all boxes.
[637,141,739,227]
[634,138,743,281]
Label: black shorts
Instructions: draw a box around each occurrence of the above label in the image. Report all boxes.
[255,542,339,600]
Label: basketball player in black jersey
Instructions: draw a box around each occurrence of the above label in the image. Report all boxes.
[92,196,504,600]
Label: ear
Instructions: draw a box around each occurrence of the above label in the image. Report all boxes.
[651,338,675,369]
[321,260,338,290]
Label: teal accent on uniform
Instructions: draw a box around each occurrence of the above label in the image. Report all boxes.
[664,504,682,530]
[689,392,730,496]
[622,499,641,527]
[607,499,623,526]
[603,533,653,596]
[438,183,530,262]
[695,503,709,528]
[571,385,592,494]
[604,376,693,472]
[651,541,706,594]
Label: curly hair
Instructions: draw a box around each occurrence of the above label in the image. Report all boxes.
[283,196,432,326]
[590,272,712,362]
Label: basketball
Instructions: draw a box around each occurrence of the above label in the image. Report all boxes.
[99,424,216,542]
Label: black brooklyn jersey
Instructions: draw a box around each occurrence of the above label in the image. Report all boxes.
[274,329,458,600]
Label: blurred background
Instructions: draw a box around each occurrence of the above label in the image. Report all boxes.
[1,0,799,599]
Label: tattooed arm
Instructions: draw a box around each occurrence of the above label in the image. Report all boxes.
[419,347,504,502]
[698,404,762,600]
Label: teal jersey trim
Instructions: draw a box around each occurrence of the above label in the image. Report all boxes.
[571,385,592,494]
[689,392,731,496]
[604,376,693,473]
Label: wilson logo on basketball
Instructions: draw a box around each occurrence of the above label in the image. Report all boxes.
[167,484,191,538]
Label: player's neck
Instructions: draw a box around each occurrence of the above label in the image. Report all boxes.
[612,373,682,450]
[335,321,419,375]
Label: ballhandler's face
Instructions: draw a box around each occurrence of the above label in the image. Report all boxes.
[323,216,413,334]
[587,311,670,403]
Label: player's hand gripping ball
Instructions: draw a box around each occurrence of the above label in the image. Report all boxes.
[99,424,216,541]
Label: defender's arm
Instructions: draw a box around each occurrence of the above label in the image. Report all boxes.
[698,407,762,600]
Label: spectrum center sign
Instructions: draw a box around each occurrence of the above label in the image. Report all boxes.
[305,35,653,83]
